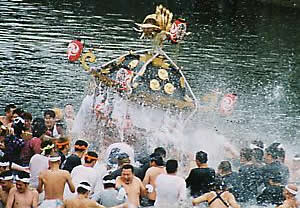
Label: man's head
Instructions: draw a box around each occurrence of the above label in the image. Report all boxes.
[217,160,232,176]
[102,174,116,189]
[56,137,70,154]
[117,153,130,167]
[121,164,134,184]
[240,148,252,164]
[32,118,47,138]
[22,112,32,131]
[12,116,26,137]
[84,151,98,167]
[77,182,91,197]
[44,110,56,129]
[74,139,88,153]
[195,151,208,164]
[40,140,54,156]
[0,170,14,191]
[12,108,24,121]
[264,144,285,164]
[150,153,164,167]
[4,104,16,120]
[283,184,298,199]
[154,147,166,158]
[0,158,10,173]
[49,152,61,166]
[166,159,178,174]
[16,171,30,193]
[64,104,74,119]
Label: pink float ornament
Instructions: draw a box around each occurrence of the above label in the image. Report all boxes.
[169,18,187,44]
[67,39,84,62]
[219,93,238,115]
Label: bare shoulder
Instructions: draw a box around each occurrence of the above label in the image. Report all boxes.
[61,169,71,176]
[8,187,17,194]
[31,189,39,196]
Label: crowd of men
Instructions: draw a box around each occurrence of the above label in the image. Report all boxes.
[0,103,299,208]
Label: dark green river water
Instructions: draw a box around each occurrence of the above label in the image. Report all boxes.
[0,0,299,150]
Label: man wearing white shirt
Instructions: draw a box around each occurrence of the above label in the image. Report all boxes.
[154,159,186,208]
[64,151,98,199]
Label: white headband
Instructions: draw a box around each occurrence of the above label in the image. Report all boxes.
[103,179,116,184]
[285,185,298,195]
[49,156,61,162]
[41,144,55,155]
[293,156,300,161]
[250,144,264,150]
[77,184,91,191]
[15,175,30,183]
[0,175,13,181]
[277,144,284,149]
[0,162,9,167]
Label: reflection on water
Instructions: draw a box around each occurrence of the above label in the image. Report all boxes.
[0,0,299,151]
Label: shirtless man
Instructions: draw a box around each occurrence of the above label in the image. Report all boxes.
[277,184,300,208]
[37,154,75,208]
[142,153,166,205]
[63,182,126,208]
[192,178,240,208]
[116,164,147,207]
[0,170,14,207]
[6,171,39,208]
[0,104,16,128]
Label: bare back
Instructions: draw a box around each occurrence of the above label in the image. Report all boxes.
[63,197,104,208]
[39,169,74,200]
[193,191,240,208]
[143,166,166,200]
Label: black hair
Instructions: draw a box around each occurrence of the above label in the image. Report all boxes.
[12,117,25,137]
[41,140,53,156]
[44,110,55,118]
[74,140,88,152]
[196,151,208,163]
[17,171,30,180]
[122,164,134,173]
[56,137,70,151]
[154,147,166,158]
[265,146,284,160]
[84,151,98,163]
[240,148,252,162]
[5,104,16,113]
[166,159,178,174]
[251,140,264,149]
[12,108,24,118]
[150,153,164,166]
[23,112,32,121]
[0,170,13,178]
[32,118,47,138]
[252,148,264,162]
[103,175,115,188]
[77,182,90,194]
[218,161,232,173]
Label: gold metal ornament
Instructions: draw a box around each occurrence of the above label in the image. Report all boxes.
[80,50,96,71]
[128,60,139,69]
[158,69,168,80]
[180,77,185,88]
[150,79,161,91]
[164,83,175,94]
